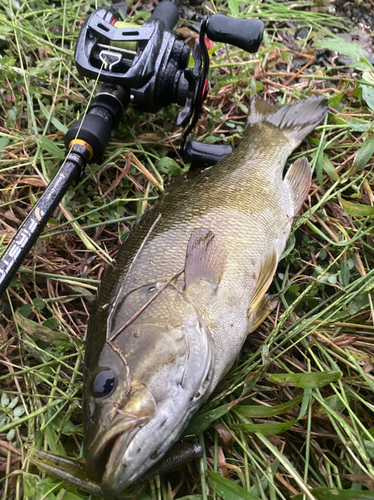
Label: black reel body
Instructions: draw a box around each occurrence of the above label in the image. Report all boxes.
[69,1,265,162]
[75,7,190,113]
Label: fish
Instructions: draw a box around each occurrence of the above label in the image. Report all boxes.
[82,96,328,497]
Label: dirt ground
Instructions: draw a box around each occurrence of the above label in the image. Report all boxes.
[334,0,374,31]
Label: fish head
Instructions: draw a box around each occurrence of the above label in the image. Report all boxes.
[82,284,214,497]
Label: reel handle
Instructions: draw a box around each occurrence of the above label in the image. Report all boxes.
[183,140,233,167]
[206,14,264,53]
[147,0,180,31]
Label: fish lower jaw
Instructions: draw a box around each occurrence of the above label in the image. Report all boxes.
[99,428,180,496]
[85,428,129,486]
[99,407,197,497]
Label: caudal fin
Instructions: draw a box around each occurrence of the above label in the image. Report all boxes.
[247,96,328,147]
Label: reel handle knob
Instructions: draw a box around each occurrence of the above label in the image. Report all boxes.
[183,140,233,167]
[206,14,264,53]
[147,0,180,31]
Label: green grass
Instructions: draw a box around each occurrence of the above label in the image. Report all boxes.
[1,0,374,499]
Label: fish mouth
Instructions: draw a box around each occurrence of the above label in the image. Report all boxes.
[100,429,138,497]
[85,418,138,484]
[98,407,200,498]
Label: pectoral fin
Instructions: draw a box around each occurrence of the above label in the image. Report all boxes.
[185,229,227,289]
[284,157,312,215]
[248,249,277,316]
[249,294,278,333]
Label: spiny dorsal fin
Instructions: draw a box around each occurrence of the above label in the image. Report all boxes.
[249,294,278,333]
[284,157,312,215]
[185,229,227,289]
[248,249,277,316]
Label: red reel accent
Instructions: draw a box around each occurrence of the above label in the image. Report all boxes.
[201,78,208,111]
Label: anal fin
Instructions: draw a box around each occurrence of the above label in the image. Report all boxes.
[185,229,227,289]
[249,294,278,333]
[284,156,312,215]
[248,249,277,317]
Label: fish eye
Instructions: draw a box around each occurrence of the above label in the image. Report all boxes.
[92,368,116,399]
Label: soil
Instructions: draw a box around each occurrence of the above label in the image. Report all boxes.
[321,0,374,65]
[334,0,374,31]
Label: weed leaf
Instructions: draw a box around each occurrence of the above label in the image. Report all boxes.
[340,198,374,217]
[236,394,303,418]
[0,137,10,151]
[207,470,261,500]
[293,487,374,499]
[232,420,297,434]
[268,371,341,388]
[322,154,339,181]
[183,403,231,435]
[361,84,374,111]
[352,134,374,172]
[318,38,369,68]
[38,135,65,159]
[227,0,239,18]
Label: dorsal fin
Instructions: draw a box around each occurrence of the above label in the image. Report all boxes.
[185,229,227,289]
[284,157,312,215]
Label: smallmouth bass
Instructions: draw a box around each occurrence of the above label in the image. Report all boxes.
[83,96,328,496]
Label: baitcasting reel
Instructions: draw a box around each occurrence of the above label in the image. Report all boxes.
[66,0,264,163]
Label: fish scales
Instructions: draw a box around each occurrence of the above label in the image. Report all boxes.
[83,96,328,497]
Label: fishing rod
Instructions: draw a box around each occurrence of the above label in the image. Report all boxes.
[0,0,264,297]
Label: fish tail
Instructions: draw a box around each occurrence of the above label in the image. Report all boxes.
[247,96,328,147]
